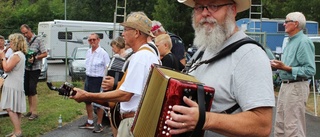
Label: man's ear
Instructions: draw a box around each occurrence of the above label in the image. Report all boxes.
[134,30,141,38]
[232,4,237,17]
[164,43,170,49]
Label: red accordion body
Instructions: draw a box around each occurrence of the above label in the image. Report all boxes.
[132,64,215,137]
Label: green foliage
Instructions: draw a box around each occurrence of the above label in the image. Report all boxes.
[0,82,85,137]
[153,0,194,47]
[67,0,114,22]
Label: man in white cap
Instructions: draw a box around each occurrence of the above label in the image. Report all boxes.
[70,11,159,137]
[166,0,275,136]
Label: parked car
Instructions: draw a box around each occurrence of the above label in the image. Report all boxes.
[39,58,48,80]
[68,47,88,81]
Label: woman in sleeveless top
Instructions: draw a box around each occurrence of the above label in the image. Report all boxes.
[0,33,28,137]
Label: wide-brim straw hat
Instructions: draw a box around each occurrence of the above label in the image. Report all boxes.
[120,13,155,37]
[177,0,251,13]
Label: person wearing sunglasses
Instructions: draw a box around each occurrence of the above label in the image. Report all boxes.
[71,12,159,137]
[271,12,316,137]
[78,33,110,133]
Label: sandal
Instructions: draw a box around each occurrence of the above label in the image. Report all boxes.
[22,112,31,117]
[12,133,23,137]
[28,114,38,120]
[5,132,13,137]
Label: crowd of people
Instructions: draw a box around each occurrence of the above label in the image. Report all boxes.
[0,24,47,137]
[0,0,316,137]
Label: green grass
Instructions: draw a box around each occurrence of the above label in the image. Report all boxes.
[306,92,320,115]
[0,81,86,137]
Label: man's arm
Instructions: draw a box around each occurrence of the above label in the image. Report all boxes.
[204,107,272,137]
[35,52,47,60]
[71,88,134,104]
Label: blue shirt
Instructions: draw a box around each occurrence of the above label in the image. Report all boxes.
[280,31,316,80]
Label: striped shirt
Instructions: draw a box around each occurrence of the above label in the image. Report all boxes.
[26,34,46,70]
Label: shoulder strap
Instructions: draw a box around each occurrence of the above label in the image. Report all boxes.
[124,51,134,60]
[147,43,159,56]
[28,36,37,46]
[167,53,180,71]
[191,84,206,137]
[139,47,154,54]
[184,37,264,114]
[203,37,264,64]
[184,37,264,73]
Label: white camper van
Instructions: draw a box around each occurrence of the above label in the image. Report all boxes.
[38,20,123,60]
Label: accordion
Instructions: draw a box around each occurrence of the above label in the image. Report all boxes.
[105,56,126,90]
[132,64,215,137]
[25,49,37,68]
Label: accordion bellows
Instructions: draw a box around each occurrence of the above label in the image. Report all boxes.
[132,64,215,137]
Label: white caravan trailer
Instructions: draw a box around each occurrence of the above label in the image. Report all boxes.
[38,20,123,60]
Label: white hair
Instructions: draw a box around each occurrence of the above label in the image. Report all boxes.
[286,12,306,30]
[192,7,236,54]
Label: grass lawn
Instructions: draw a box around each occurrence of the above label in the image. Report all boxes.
[0,81,85,137]
[306,92,320,115]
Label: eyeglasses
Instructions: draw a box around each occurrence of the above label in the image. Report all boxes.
[284,20,295,24]
[88,38,97,42]
[124,28,135,32]
[194,3,234,13]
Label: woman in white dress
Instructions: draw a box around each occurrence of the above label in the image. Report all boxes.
[0,33,27,137]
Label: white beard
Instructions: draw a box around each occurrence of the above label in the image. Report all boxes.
[192,11,235,54]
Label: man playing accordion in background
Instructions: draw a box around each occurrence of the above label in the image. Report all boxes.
[70,11,160,137]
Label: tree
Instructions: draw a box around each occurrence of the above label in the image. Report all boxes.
[67,0,114,22]
[153,0,193,47]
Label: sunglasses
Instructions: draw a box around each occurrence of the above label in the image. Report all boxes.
[88,38,97,42]
[284,20,295,24]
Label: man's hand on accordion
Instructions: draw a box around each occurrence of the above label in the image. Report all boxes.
[101,76,115,91]
[166,96,200,134]
[28,56,35,63]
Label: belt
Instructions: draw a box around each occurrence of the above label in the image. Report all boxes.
[121,112,135,119]
[282,79,308,84]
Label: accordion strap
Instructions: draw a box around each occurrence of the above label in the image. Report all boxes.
[191,84,206,137]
